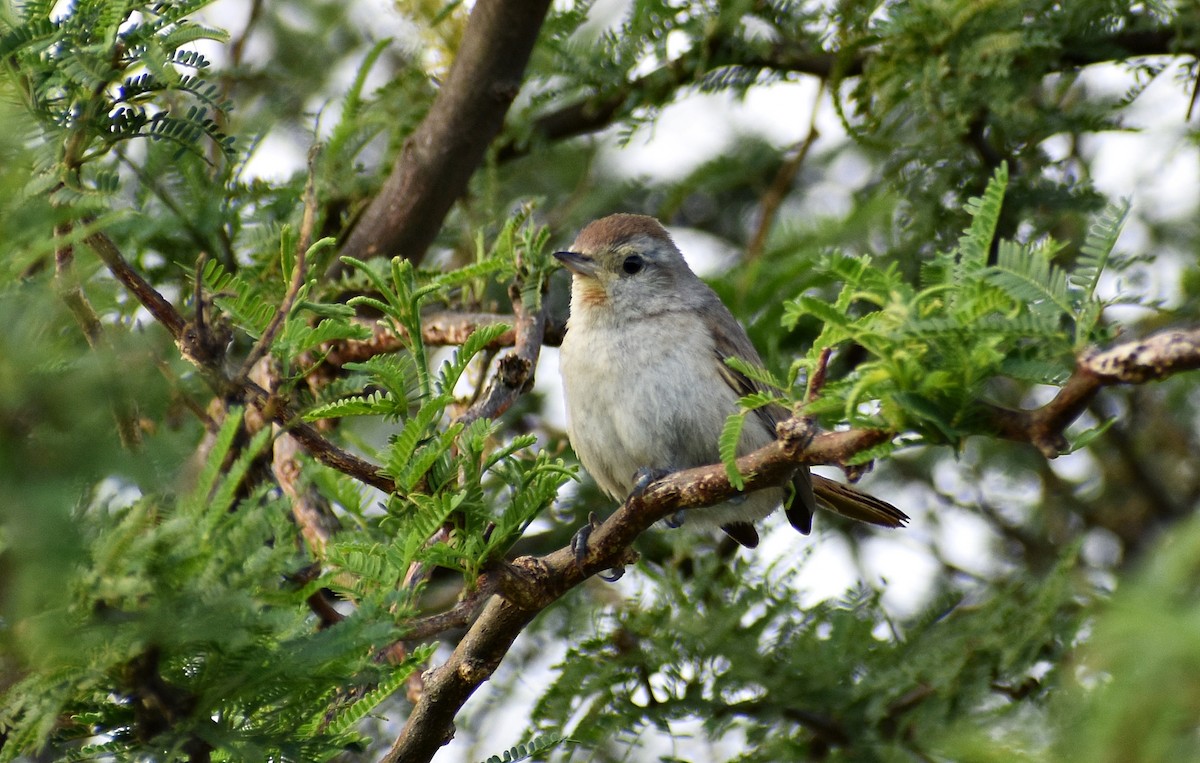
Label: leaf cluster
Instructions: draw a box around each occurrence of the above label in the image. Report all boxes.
[301,211,570,590]
[1,0,235,205]
[837,0,1152,256]
[532,551,1086,761]
[0,410,424,762]
[780,164,1131,452]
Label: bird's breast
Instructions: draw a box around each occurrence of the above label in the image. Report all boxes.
[560,311,743,495]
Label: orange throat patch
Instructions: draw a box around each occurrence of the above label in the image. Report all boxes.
[574,280,608,308]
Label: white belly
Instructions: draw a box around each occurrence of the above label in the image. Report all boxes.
[559,311,781,529]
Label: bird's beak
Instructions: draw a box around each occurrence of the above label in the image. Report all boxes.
[553,250,599,278]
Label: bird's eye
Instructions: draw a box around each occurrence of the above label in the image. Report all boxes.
[622,255,644,275]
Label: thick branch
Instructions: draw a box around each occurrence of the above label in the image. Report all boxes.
[338,0,553,266]
[381,422,890,763]
[989,328,1200,457]
[496,25,1186,163]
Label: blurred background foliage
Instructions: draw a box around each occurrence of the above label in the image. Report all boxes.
[2,0,1200,761]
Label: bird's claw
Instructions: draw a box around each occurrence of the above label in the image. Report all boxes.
[630,466,671,497]
[570,512,626,582]
[570,511,601,566]
[664,510,686,529]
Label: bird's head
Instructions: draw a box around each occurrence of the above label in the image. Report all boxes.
[554,214,702,321]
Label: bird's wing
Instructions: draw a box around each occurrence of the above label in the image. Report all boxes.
[705,299,817,534]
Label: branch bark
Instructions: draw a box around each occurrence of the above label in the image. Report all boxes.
[495,25,1185,163]
[989,328,1200,457]
[321,310,565,370]
[456,287,546,426]
[381,422,890,763]
[337,0,553,267]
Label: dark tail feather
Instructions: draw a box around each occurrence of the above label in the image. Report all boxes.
[811,474,908,528]
[721,522,760,548]
[784,468,816,535]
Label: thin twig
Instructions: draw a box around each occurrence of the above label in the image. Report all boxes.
[238,376,395,493]
[392,579,501,643]
[238,145,321,381]
[321,311,565,369]
[54,223,104,347]
[457,286,547,426]
[84,227,187,339]
[57,223,143,448]
[745,80,825,264]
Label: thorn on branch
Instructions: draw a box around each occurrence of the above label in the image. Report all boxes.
[805,347,833,404]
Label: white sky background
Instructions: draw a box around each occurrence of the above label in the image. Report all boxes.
[194,1,1198,759]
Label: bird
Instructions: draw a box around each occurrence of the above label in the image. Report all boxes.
[554,213,907,548]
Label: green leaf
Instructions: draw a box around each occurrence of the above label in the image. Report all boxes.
[987,239,1074,318]
[314,643,437,738]
[954,161,1008,290]
[476,734,570,763]
[719,412,747,491]
[723,355,785,393]
[437,323,511,394]
[386,394,454,484]
[304,390,396,421]
[1067,417,1116,453]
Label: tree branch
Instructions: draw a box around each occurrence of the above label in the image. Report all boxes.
[320,310,565,370]
[85,228,187,340]
[380,422,890,763]
[496,25,1186,164]
[337,0,553,267]
[84,225,398,494]
[989,328,1200,457]
[457,287,547,426]
[495,37,860,163]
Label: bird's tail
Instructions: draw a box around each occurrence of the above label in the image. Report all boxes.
[811,474,909,528]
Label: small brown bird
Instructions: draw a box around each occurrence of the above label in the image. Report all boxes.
[555,213,907,548]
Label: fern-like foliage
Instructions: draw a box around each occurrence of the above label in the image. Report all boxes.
[782,163,1128,451]
[305,211,572,596]
[0,408,424,761]
[477,733,570,763]
[201,257,277,336]
[531,552,1086,761]
[1,0,234,200]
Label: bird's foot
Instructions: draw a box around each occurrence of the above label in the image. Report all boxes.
[570,511,600,564]
[570,512,624,582]
[630,466,671,497]
[664,510,686,529]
